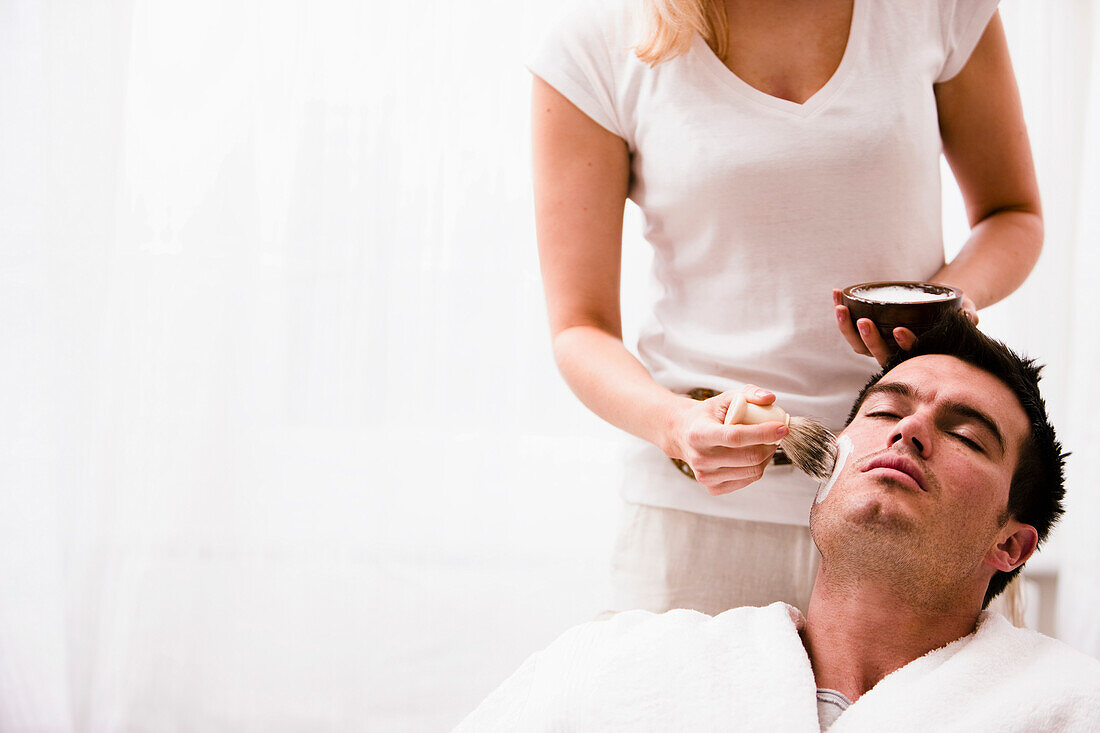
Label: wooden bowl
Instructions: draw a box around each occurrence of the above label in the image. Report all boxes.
[840,281,963,348]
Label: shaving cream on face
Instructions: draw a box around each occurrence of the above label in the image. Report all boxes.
[815,434,852,504]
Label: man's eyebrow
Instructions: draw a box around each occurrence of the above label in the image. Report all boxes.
[849,381,918,421]
[859,381,1006,454]
[861,381,916,402]
[942,401,1007,455]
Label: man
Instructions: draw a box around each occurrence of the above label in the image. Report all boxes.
[456,314,1100,732]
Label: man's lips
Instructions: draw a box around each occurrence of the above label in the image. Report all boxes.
[861,453,926,492]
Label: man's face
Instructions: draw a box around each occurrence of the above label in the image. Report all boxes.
[809,355,1031,603]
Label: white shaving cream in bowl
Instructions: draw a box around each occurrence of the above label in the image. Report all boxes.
[850,284,955,303]
[840,281,964,348]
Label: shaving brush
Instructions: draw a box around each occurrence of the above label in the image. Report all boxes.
[724,393,838,481]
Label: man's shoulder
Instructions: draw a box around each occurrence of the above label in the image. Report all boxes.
[530,602,811,689]
[529,602,807,686]
[802,613,1100,732]
[978,611,1100,677]
[567,602,804,647]
[456,603,819,731]
[966,613,1100,722]
[990,611,1100,682]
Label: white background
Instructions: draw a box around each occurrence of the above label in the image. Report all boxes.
[2,1,1099,730]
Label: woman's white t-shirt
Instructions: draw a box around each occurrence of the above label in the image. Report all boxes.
[528,0,1001,525]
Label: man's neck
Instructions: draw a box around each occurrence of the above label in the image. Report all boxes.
[800,571,982,702]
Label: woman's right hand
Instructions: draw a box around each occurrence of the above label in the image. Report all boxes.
[665,385,788,496]
[831,288,979,367]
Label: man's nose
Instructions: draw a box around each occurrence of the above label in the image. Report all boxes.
[889,413,932,458]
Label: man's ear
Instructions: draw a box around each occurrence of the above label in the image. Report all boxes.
[986,521,1039,573]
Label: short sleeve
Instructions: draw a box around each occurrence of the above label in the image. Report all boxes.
[525,2,629,139]
[935,0,1001,83]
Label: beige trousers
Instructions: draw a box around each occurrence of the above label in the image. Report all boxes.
[608,502,821,617]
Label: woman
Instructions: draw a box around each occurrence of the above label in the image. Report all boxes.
[528,0,1041,615]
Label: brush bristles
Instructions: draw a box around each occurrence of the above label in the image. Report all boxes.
[781,417,838,481]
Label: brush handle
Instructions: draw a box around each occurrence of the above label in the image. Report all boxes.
[724,393,790,445]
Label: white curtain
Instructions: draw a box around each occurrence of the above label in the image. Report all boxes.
[964,0,1100,656]
[1,1,1096,730]
[1052,0,1100,659]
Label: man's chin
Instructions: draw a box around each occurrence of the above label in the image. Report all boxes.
[843,495,917,531]
[810,493,916,553]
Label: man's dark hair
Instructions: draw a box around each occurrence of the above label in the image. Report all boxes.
[845,311,1067,608]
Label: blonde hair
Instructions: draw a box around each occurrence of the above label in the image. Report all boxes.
[634,0,728,66]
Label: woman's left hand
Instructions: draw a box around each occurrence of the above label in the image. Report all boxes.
[831,289,978,368]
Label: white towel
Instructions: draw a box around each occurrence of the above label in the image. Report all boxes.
[455,602,1100,732]
[830,608,1100,732]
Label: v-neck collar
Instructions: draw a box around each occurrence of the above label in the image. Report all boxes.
[691,0,866,118]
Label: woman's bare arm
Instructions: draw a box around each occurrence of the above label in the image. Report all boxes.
[834,12,1042,365]
[931,11,1042,306]
[532,76,781,494]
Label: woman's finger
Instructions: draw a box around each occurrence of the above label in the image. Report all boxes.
[720,421,787,449]
[961,295,979,325]
[740,383,776,405]
[856,318,894,366]
[706,441,776,468]
[704,460,772,495]
[835,305,872,356]
[893,326,917,352]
